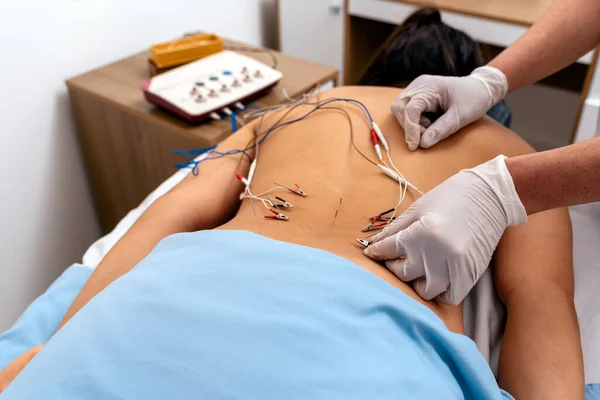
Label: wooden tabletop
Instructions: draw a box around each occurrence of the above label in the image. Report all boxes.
[66,39,339,147]
[391,0,554,26]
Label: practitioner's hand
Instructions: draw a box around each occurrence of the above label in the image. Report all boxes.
[392,66,508,151]
[364,156,527,305]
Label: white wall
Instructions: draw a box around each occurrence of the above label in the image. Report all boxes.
[0,0,275,331]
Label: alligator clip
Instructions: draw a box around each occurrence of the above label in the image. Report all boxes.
[361,221,389,232]
[235,173,250,186]
[369,208,395,222]
[274,196,294,208]
[274,182,307,197]
[293,184,307,197]
[356,239,372,248]
[264,208,289,220]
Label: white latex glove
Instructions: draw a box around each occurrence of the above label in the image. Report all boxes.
[392,66,508,151]
[364,155,527,305]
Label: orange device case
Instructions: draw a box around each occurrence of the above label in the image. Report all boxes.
[151,34,224,68]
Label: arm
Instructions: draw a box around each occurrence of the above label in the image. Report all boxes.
[494,208,584,399]
[0,128,255,391]
[489,0,600,91]
[392,0,600,150]
[0,346,43,392]
[0,184,237,391]
[507,137,600,214]
[366,140,585,396]
[55,123,259,330]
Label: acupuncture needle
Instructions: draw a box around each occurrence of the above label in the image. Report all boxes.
[247,189,257,218]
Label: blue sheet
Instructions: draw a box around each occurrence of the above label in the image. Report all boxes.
[0,264,92,371]
[1,231,512,399]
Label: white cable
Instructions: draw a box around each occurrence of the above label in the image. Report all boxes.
[383,147,425,219]
[240,192,276,210]
[385,150,407,219]
[378,152,406,221]
[386,149,406,181]
[248,159,258,185]
[255,186,280,197]
[390,179,408,220]
[234,99,422,232]
[374,144,383,163]
[256,196,272,209]
[282,87,293,101]
[377,164,400,181]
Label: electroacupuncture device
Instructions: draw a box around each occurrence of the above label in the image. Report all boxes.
[142,51,283,123]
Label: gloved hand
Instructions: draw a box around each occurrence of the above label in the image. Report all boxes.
[391,66,508,151]
[364,155,527,305]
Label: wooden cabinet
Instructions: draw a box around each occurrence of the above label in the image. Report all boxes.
[67,40,338,233]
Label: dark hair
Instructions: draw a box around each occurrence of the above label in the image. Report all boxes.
[360,8,484,87]
[361,7,511,128]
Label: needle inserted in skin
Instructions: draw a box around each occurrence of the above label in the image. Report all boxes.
[247,189,257,217]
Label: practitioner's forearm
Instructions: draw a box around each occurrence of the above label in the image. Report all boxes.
[488,0,600,91]
[506,137,600,215]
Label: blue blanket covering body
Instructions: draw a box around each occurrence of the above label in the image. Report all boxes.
[0,231,512,399]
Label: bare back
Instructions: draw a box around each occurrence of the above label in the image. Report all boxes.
[218,86,535,330]
[2,87,583,398]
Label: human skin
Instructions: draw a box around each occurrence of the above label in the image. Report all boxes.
[0,86,584,399]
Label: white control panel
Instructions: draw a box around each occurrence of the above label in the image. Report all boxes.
[143,51,283,123]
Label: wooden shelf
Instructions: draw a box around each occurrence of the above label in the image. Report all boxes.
[388,0,553,26]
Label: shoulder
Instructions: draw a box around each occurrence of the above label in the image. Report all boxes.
[318,85,401,105]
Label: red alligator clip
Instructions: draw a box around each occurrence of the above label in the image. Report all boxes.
[264,208,289,220]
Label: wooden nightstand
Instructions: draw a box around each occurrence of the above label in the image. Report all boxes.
[67,39,338,233]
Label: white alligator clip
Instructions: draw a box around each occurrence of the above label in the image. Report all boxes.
[356,238,372,248]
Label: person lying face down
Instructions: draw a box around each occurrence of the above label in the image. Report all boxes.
[0,86,583,399]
